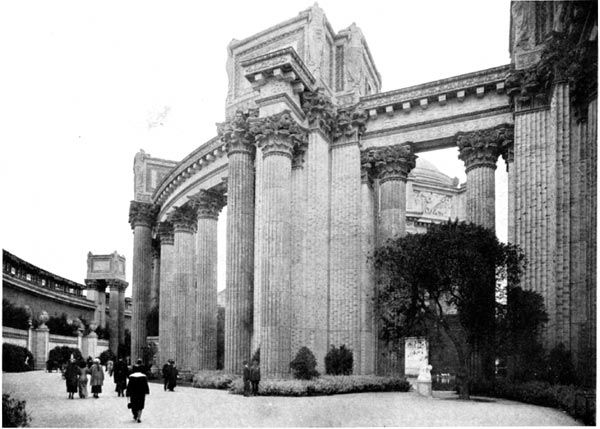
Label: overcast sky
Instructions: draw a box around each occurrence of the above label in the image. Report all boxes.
[0,0,511,294]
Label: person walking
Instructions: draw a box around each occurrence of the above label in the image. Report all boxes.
[89,358,105,398]
[242,360,251,397]
[250,359,260,396]
[126,359,150,423]
[106,359,114,377]
[64,358,79,399]
[114,357,128,397]
[166,360,178,392]
[77,360,89,398]
[162,360,171,391]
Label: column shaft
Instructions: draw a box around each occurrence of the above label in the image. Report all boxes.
[131,224,152,362]
[466,166,496,230]
[108,283,119,353]
[118,288,125,346]
[159,241,175,365]
[225,150,255,373]
[379,178,408,241]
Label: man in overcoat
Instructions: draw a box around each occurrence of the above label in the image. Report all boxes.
[126,359,150,423]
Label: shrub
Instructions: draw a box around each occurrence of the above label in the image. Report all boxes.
[99,349,116,365]
[290,346,319,380]
[545,343,579,385]
[474,379,595,425]
[46,313,78,337]
[217,307,225,369]
[3,344,34,373]
[325,345,353,375]
[192,371,240,389]
[251,347,260,365]
[2,394,31,427]
[2,300,31,330]
[228,375,411,396]
[48,346,82,368]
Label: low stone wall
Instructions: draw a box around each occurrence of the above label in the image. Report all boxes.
[3,326,28,348]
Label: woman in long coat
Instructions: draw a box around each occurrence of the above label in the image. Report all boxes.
[89,358,105,398]
[64,359,79,399]
[126,360,150,423]
[78,360,89,398]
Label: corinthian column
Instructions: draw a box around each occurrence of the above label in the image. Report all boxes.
[128,201,157,362]
[190,189,226,370]
[499,129,515,243]
[169,204,197,373]
[157,221,175,365]
[218,111,256,374]
[457,125,508,231]
[107,279,126,354]
[253,110,306,378]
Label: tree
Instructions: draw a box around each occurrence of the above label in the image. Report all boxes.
[374,220,525,399]
[2,300,31,330]
[324,345,353,375]
[290,347,319,380]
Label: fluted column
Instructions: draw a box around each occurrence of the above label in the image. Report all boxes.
[254,111,306,378]
[150,242,160,311]
[500,136,515,244]
[219,111,256,374]
[157,221,175,365]
[190,189,226,370]
[170,204,197,373]
[107,279,123,354]
[85,279,106,330]
[457,125,511,231]
[363,143,416,376]
[128,201,157,362]
[118,287,125,346]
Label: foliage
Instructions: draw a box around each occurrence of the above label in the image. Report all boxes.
[496,286,548,382]
[2,344,34,373]
[46,313,79,337]
[251,347,260,365]
[146,306,159,337]
[48,346,82,368]
[473,380,595,425]
[374,220,525,398]
[192,371,240,389]
[228,375,411,396]
[217,306,224,370]
[2,394,31,427]
[325,345,353,376]
[94,325,110,340]
[289,347,319,380]
[99,349,116,366]
[546,343,579,386]
[2,299,31,330]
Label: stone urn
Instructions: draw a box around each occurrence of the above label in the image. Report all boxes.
[38,310,49,328]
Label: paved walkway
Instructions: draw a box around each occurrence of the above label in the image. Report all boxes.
[3,371,580,427]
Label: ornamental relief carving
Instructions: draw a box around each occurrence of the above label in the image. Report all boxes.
[250,110,308,157]
[217,110,258,154]
[361,143,416,181]
[413,190,452,218]
[189,189,227,219]
[456,124,513,171]
[128,201,159,228]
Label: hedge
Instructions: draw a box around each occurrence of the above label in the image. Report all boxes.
[3,344,34,373]
[228,375,412,396]
[3,394,31,427]
[192,371,240,390]
[476,380,595,425]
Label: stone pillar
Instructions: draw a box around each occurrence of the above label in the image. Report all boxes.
[219,111,256,374]
[118,287,126,346]
[151,242,160,311]
[107,279,121,354]
[363,143,416,375]
[190,189,226,370]
[157,221,175,365]
[502,141,516,244]
[457,126,507,231]
[254,111,305,378]
[33,311,50,370]
[85,279,107,330]
[128,201,157,362]
[170,204,197,373]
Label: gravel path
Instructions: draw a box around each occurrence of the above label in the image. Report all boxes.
[3,371,580,427]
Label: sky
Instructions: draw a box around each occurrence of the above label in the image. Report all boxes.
[0,0,511,294]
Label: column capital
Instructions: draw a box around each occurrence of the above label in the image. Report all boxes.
[84,279,105,291]
[456,124,512,172]
[157,221,174,246]
[332,106,368,142]
[189,189,227,220]
[250,110,308,159]
[168,204,198,233]
[128,201,159,229]
[106,279,128,292]
[218,110,258,157]
[301,88,337,137]
[361,143,417,183]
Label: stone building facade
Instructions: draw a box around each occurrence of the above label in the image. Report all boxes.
[129,3,596,380]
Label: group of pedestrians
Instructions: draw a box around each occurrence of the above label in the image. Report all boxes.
[63,358,105,399]
[162,359,179,392]
[242,359,261,396]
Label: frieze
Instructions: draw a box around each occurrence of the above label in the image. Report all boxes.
[413,190,452,218]
[359,65,510,111]
[189,189,227,220]
[128,201,159,229]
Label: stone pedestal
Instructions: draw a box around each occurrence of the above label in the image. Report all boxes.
[33,324,49,370]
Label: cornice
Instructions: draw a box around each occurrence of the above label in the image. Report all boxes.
[359,65,510,111]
